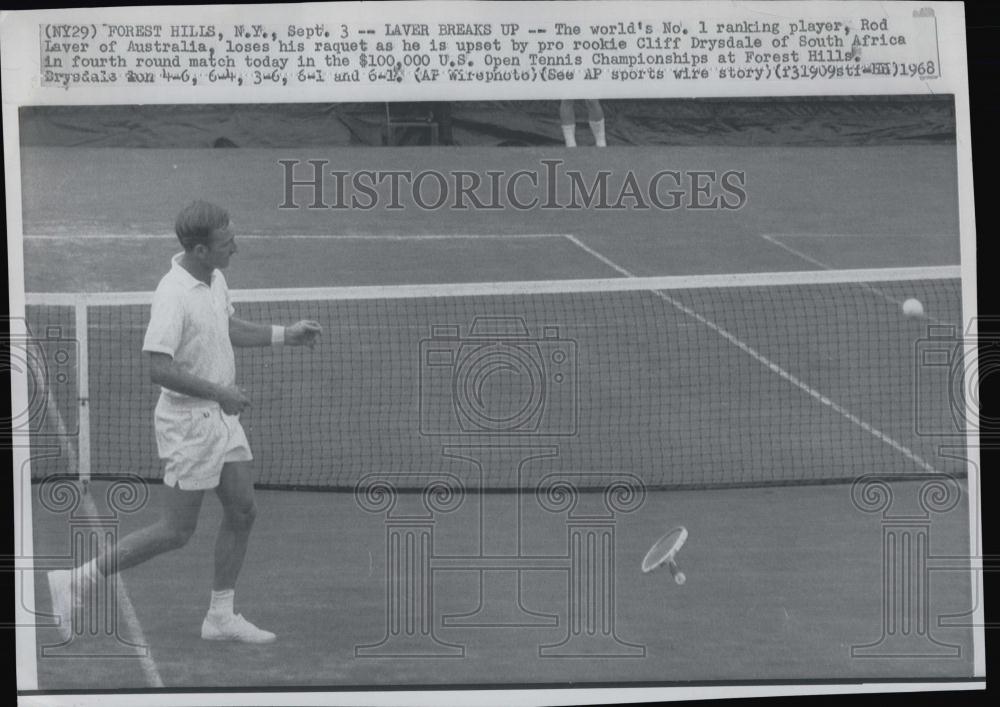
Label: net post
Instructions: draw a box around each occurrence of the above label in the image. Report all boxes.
[75,302,91,487]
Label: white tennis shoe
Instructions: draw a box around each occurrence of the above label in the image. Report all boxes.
[47,569,77,643]
[201,612,276,644]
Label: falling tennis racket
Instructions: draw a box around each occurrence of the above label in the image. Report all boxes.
[641,526,688,585]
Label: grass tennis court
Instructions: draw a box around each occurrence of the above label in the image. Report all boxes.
[23,143,975,688]
[21,145,958,289]
[30,479,973,688]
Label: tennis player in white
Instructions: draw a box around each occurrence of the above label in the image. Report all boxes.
[47,201,321,644]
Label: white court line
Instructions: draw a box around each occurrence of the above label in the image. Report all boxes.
[562,234,633,277]
[562,233,941,475]
[760,233,947,324]
[39,369,164,688]
[760,233,830,270]
[24,232,568,241]
[80,494,165,689]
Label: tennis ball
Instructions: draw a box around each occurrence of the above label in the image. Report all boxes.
[902,298,924,318]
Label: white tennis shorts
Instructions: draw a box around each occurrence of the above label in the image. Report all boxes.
[154,395,253,491]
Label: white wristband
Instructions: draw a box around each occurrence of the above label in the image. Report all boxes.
[271,325,285,347]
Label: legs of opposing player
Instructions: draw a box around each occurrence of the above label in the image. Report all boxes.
[584,99,604,123]
[584,99,607,146]
[559,99,578,146]
[560,99,607,147]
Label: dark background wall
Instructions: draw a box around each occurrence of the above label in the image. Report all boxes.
[20,96,954,148]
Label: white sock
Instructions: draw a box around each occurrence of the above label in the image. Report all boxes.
[590,119,607,147]
[209,589,235,616]
[561,124,577,147]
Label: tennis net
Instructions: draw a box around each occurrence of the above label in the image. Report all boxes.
[24,266,967,489]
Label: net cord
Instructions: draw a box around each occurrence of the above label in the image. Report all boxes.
[26,266,961,488]
[24,265,962,307]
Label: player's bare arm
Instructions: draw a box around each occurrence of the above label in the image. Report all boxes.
[228,316,322,348]
[148,351,250,415]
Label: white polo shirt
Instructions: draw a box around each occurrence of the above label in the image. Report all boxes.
[143,253,236,405]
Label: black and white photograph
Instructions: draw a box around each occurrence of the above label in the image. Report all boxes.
[6,2,984,705]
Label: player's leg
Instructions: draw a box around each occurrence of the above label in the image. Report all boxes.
[559,99,577,146]
[102,483,204,573]
[47,484,204,642]
[201,460,274,643]
[584,99,604,123]
[585,99,607,147]
[212,460,257,592]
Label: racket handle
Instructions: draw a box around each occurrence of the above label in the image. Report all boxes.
[668,559,686,585]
